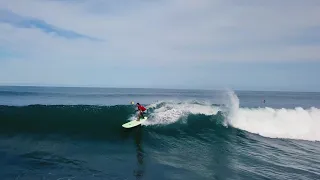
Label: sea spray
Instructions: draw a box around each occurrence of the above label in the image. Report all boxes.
[220,89,240,127]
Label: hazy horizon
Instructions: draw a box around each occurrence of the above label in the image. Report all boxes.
[1,83,320,93]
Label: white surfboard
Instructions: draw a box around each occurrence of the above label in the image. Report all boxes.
[122,117,148,128]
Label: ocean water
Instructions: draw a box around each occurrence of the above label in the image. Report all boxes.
[0,86,320,180]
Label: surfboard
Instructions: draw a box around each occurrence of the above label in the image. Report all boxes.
[122,117,148,128]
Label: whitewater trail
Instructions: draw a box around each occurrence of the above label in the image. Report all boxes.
[142,100,220,126]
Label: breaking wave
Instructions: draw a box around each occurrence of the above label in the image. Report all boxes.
[0,91,319,142]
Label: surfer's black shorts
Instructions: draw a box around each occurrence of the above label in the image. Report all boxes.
[140,111,147,116]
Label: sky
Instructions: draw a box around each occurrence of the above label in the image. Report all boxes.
[0,0,320,92]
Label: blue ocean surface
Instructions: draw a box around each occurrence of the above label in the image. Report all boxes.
[0,86,319,180]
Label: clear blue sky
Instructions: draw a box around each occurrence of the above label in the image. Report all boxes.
[0,0,320,92]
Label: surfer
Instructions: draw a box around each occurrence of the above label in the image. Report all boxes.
[136,103,146,121]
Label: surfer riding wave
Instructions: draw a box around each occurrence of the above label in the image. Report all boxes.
[136,103,147,121]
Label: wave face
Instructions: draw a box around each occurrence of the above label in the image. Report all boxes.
[0,105,133,139]
[1,92,320,142]
[0,103,225,140]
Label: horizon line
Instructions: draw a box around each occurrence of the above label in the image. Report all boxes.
[0,84,319,93]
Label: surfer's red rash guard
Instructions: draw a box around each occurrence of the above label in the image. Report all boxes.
[138,105,146,111]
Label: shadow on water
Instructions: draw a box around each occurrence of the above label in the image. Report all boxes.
[130,125,145,180]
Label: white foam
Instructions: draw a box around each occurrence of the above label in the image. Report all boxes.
[143,100,220,126]
[226,90,320,142]
[134,90,320,142]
